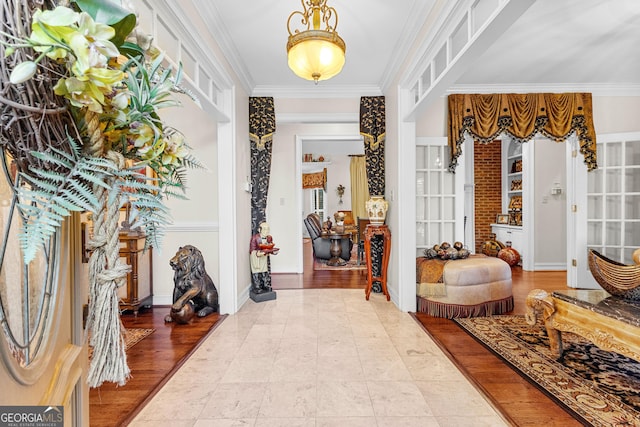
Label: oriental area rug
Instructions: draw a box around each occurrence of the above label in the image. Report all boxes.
[313,256,366,271]
[455,315,640,426]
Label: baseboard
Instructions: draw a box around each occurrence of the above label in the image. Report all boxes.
[533,263,566,271]
[238,283,251,308]
[153,295,172,305]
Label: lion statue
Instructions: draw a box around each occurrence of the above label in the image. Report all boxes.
[165,245,219,323]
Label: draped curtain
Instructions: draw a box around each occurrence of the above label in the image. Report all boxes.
[360,96,386,196]
[349,156,369,219]
[249,97,276,234]
[447,93,597,172]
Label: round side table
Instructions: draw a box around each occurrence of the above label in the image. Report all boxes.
[327,233,349,266]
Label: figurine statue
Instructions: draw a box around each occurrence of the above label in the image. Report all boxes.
[249,221,279,295]
[165,245,219,323]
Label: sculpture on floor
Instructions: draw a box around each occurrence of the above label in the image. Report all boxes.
[249,221,279,300]
[165,245,219,323]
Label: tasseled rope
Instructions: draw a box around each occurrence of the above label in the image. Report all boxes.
[84,111,132,387]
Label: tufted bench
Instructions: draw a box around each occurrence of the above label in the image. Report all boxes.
[416,255,513,318]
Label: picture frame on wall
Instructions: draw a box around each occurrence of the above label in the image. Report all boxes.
[496,214,509,224]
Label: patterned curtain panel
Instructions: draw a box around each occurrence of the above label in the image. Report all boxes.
[360,96,386,292]
[448,93,597,172]
[302,168,327,190]
[249,97,276,234]
[360,96,386,196]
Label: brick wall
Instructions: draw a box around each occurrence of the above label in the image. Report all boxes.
[474,141,502,253]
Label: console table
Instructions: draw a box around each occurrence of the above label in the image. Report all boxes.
[526,289,640,363]
[364,224,390,301]
[118,230,153,315]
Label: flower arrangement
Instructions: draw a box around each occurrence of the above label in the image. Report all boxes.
[336,184,345,204]
[0,0,204,387]
[2,2,202,261]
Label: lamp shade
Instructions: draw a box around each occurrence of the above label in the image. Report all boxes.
[287,30,345,82]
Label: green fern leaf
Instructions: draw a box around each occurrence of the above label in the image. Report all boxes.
[17,146,114,263]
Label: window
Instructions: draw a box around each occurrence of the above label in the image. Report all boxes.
[311,188,326,220]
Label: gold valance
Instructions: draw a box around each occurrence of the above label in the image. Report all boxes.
[302,168,327,190]
[448,93,597,172]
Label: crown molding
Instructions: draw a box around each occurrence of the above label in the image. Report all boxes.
[195,1,254,94]
[399,0,465,89]
[380,0,438,92]
[276,113,359,124]
[447,83,640,97]
[152,0,234,89]
[251,84,382,99]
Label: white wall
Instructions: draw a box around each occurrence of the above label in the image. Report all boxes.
[326,155,353,216]
[533,139,566,268]
[154,95,219,306]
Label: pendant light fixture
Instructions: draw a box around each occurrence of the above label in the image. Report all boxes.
[286,0,346,84]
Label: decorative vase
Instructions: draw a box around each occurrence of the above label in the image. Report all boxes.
[366,195,389,225]
[498,241,521,267]
[481,233,505,257]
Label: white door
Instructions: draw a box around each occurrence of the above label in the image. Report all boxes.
[569,132,640,288]
[415,137,465,255]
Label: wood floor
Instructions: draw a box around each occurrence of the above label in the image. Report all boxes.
[89,239,580,426]
[88,308,225,426]
[412,269,582,427]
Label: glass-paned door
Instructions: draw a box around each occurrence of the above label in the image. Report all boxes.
[572,133,640,288]
[588,136,640,263]
[416,137,464,257]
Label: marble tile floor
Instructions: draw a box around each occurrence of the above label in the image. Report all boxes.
[130,289,508,427]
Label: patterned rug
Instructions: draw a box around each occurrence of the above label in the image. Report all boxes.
[88,328,155,360]
[455,315,640,426]
[313,256,366,271]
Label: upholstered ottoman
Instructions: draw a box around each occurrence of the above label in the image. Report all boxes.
[416,255,513,318]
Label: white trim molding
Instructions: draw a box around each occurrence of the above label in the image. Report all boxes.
[165,222,219,233]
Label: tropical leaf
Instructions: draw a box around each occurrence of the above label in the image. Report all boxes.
[17,141,116,263]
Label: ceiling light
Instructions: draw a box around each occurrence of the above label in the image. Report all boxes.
[286,0,346,84]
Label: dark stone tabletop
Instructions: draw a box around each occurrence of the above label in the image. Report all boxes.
[552,289,640,328]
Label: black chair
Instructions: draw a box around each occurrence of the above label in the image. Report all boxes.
[304,213,352,261]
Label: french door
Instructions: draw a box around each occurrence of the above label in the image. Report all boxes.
[415,137,465,255]
[570,132,640,288]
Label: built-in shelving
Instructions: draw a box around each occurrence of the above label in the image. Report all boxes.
[505,141,523,227]
[301,161,331,173]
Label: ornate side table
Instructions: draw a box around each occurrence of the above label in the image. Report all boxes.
[364,224,391,301]
[327,232,349,266]
[118,230,153,315]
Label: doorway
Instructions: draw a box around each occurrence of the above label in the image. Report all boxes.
[297,135,363,275]
[469,137,567,270]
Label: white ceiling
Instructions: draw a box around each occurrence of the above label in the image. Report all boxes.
[191,0,640,99]
[455,0,640,88]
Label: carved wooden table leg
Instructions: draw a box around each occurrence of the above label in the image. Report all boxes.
[525,289,563,359]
